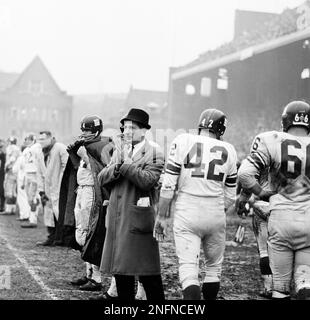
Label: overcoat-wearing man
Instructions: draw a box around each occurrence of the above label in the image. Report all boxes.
[98,108,165,301]
[36,131,68,246]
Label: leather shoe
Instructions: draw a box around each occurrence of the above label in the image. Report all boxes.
[79,279,102,291]
[0,211,15,216]
[16,218,29,221]
[52,240,64,246]
[21,223,37,228]
[36,239,55,246]
[70,276,89,286]
[89,291,118,300]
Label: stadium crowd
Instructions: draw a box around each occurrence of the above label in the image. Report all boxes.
[1,101,310,301]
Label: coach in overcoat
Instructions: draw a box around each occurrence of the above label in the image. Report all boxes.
[98,108,165,300]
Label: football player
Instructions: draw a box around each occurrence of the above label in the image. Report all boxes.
[154,108,238,300]
[238,101,310,300]
[237,172,273,298]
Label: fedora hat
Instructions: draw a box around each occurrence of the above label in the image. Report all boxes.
[120,108,151,129]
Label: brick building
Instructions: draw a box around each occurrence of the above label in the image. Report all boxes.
[0,56,72,143]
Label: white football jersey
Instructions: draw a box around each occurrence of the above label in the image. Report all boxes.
[243,130,310,211]
[161,133,238,209]
[23,142,43,174]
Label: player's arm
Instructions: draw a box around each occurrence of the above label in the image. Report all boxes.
[238,134,274,201]
[223,146,238,211]
[154,137,183,241]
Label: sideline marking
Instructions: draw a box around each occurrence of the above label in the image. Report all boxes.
[0,233,59,300]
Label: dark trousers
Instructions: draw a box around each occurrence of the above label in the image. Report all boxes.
[0,193,5,211]
[46,214,58,241]
[114,274,165,301]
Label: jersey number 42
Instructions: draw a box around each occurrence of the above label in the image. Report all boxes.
[184,142,228,181]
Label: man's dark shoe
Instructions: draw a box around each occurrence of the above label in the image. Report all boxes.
[79,279,102,291]
[16,217,29,221]
[0,211,15,216]
[259,290,272,299]
[89,291,118,300]
[36,239,55,246]
[70,276,89,286]
[52,240,64,246]
[21,223,37,228]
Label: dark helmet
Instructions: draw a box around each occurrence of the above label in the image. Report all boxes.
[23,133,36,147]
[80,115,103,134]
[281,101,310,133]
[198,108,227,139]
[8,136,17,145]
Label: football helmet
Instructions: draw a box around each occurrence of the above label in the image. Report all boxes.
[80,115,103,134]
[8,136,17,145]
[23,133,36,146]
[281,100,310,133]
[198,108,227,139]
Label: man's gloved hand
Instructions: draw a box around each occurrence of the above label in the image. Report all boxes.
[39,191,49,206]
[67,139,84,152]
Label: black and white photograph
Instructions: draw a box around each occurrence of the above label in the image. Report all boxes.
[0,0,310,311]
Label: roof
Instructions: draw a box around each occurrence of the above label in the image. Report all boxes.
[9,55,63,93]
[171,26,310,80]
[125,88,168,110]
[172,6,299,79]
[0,72,20,91]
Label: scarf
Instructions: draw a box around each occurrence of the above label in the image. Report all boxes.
[78,132,101,145]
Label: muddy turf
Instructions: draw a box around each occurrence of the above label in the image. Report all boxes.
[0,210,266,300]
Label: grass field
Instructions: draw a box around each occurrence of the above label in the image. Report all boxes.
[0,209,265,300]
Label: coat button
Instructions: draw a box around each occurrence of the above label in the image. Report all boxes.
[117,195,122,199]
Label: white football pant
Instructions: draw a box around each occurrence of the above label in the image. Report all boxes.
[173,193,226,290]
[74,186,94,247]
[268,209,310,296]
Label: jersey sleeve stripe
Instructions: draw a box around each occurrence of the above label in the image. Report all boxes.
[225,182,237,187]
[247,155,262,171]
[166,163,181,174]
[252,151,266,167]
[226,173,237,178]
[168,159,181,168]
[225,176,237,184]
[165,168,180,176]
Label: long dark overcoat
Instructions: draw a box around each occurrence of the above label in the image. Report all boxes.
[98,140,164,276]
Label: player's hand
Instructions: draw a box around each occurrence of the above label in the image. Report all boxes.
[258,190,275,202]
[153,215,169,242]
[67,139,84,152]
[236,194,250,218]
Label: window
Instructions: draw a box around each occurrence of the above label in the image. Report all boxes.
[185,84,196,95]
[217,68,228,90]
[52,109,58,121]
[301,68,310,79]
[200,77,212,97]
[28,80,43,95]
[10,106,17,119]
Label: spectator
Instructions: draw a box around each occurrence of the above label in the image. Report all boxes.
[36,131,68,246]
[3,137,20,215]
